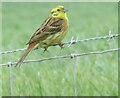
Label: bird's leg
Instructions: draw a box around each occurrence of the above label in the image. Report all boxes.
[58,42,64,49]
[43,47,48,52]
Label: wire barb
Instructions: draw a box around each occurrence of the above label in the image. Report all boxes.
[108,30,115,40]
[68,36,75,47]
[70,54,76,59]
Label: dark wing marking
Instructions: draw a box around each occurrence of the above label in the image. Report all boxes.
[41,18,63,34]
[26,17,52,44]
[27,17,64,44]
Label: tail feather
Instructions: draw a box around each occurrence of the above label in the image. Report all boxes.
[16,42,37,67]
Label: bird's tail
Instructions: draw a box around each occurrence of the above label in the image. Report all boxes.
[15,42,37,67]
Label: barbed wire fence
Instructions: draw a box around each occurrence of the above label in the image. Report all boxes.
[1,32,120,96]
[0,32,119,55]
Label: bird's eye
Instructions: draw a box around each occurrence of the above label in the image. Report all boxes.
[57,9,60,11]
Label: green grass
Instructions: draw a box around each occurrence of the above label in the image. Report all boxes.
[0,2,2,98]
[2,2,118,96]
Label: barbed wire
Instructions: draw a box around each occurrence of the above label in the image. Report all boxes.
[0,48,26,55]
[0,33,119,55]
[1,48,119,67]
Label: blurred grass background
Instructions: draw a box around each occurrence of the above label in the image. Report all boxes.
[2,2,118,96]
[0,2,2,98]
[2,0,119,2]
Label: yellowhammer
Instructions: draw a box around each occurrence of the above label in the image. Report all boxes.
[16,6,69,67]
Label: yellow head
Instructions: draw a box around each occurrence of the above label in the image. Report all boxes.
[51,6,68,18]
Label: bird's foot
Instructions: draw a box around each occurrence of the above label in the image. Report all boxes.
[43,48,48,53]
[58,42,64,49]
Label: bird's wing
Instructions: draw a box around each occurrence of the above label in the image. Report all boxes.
[27,17,64,44]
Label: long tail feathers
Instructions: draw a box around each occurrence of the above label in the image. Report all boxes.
[15,42,37,67]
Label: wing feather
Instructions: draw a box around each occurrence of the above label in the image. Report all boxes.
[27,17,64,44]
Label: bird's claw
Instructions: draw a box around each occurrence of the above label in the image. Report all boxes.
[43,48,48,53]
[59,43,64,49]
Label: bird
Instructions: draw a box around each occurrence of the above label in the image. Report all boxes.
[16,6,69,67]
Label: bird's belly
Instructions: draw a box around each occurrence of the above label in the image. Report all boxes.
[42,31,66,46]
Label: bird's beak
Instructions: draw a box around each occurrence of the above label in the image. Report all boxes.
[63,9,68,12]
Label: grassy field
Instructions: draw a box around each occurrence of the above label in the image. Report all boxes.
[2,2,118,96]
[0,2,2,97]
